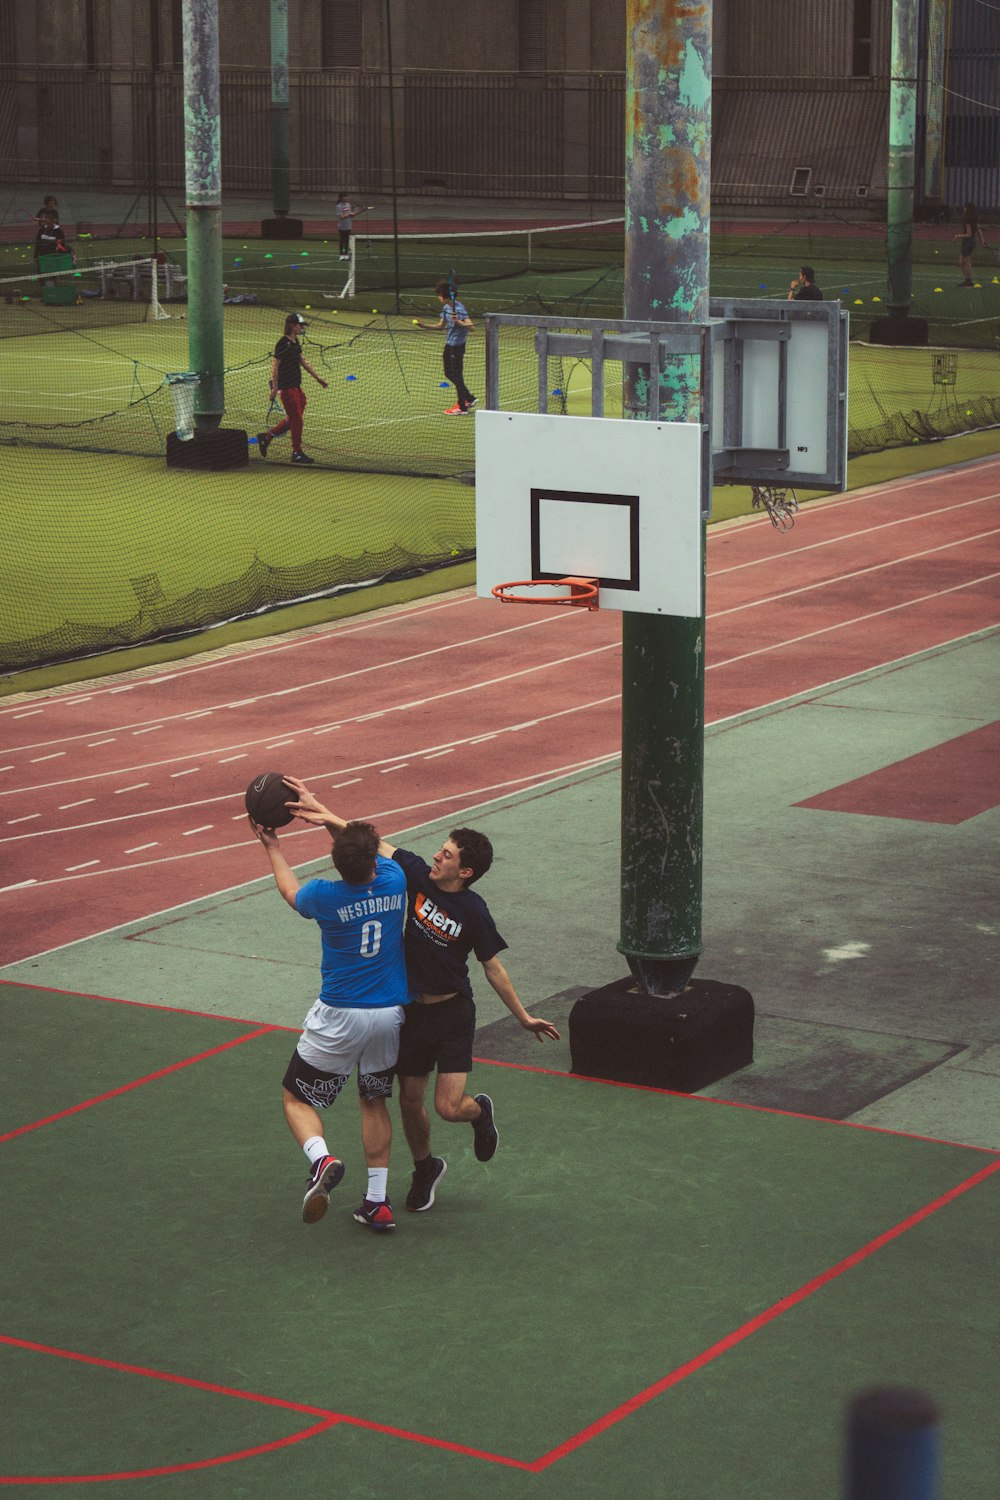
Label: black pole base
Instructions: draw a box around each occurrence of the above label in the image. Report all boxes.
[166,429,249,470]
[261,217,303,239]
[869,316,929,347]
[569,976,754,1092]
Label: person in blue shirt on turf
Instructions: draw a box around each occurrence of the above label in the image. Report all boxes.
[414,279,477,414]
[252,814,409,1233]
[283,777,560,1217]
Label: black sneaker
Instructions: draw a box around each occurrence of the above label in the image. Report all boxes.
[353,1198,396,1232]
[291,450,315,464]
[462,396,477,411]
[472,1094,499,1162]
[301,1154,345,1224]
[405,1157,447,1212]
[257,431,272,458]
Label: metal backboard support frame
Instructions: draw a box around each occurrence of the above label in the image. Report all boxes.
[483,303,849,511]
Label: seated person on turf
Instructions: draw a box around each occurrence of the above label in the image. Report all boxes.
[251,812,409,1233]
[284,777,560,1215]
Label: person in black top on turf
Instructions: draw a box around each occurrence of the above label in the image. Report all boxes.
[283,777,561,1215]
[34,205,72,273]
[256,312,328,465]
[788,264,823,301]
[955,202,986,287]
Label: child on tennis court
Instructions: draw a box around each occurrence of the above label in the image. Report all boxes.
[256,312,328,465]
[955,202,986,287]
[283,777,561,1215]
[252,815,410,1233]
[414,280,477,414]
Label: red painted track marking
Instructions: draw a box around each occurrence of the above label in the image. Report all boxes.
[0,461,998,963]
[796,719,1000,824]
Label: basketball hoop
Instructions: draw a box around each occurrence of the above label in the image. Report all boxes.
[491,577,599,611]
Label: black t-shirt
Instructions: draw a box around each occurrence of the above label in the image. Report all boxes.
[794,283,823,301]
[273,335,303,389]
[392,847,507,999]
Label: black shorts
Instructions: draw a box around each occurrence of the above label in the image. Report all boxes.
[282,1049,394,1107]
[396,996,475,1077]
[960,236,976,257]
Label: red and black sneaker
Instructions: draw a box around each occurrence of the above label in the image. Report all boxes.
[353,1198,396,1232]
[301,1155,345,1224]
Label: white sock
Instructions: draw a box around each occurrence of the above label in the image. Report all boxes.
[367,1167,388,1203]
[304,1136,329,1165]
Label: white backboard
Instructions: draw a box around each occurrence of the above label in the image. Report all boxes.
[474,410,704,617]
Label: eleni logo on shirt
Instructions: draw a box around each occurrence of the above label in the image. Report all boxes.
[414,891,463,941]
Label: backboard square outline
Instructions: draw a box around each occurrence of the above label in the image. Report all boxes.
[530,489,640,593]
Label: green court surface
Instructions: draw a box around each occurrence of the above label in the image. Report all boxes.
[1,980,996,1498]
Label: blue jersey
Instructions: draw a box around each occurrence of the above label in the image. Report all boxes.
[443,298,469,347]
[295,855,409,1008]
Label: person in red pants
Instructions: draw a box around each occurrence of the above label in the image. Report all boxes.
[257,313,328,464]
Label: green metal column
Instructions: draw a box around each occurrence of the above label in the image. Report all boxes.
[269,0,290,220]
[619,0,711,998]
[182,0,224,432]
[887,0,918,317]
[923,0,948,205]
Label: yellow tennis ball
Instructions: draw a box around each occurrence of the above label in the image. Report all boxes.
[372,308,378,313]
[305,304,311,310]
[412,319,419,325]
[934,287,943,293]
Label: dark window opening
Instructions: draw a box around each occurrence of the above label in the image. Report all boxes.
[322,0,363,69]
[852,0,873,77]
[518,0,547,72]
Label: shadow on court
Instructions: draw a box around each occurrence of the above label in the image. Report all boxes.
[1,980,997,1497]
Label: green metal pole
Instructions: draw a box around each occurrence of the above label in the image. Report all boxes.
[923,0,948,206]
[619,0,711,998]
[182,0,224,432]
[887,0,918,317]
[270,0,290,219]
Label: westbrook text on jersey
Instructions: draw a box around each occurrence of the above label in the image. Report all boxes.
[336,893,406,923]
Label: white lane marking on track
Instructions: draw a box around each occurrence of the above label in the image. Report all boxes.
[3,753,619,893]
[30,753,65,762]
[0,644,619,794]
[114,783,150,794]
[0,880,38,891]
[59,798,95,809]
[87,739,115,747]
[712,492,1000,577]
[380,764,407,774]
[66,860,100,871]
[132,726,162,735]
[170,768,201,777]
[12,710,43,719]
[0,697,620,846]
[183,826,214,836]
[0,612,563,745]
[7,814,41,824]
[712,528,1000,617]
[218,754,248,763]
[126,843,160,854]
[708,571,1000,670]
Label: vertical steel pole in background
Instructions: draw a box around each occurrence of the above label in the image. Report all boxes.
[923,0,948,206]
[269,0,291,220]
[619,0,712,998]
[887,0,918,317]
[182,0,225,431]
[385,0,402,315]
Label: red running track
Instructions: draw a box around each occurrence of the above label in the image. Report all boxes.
[1,460,998,966]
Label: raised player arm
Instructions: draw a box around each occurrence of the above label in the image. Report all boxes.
[284,776,398,858]
[480,955,561,1041]
[252,824,300,909]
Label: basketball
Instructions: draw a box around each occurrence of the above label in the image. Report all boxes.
[245,771,295,828]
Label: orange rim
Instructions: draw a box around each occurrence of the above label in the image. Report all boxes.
[491,577,599,610]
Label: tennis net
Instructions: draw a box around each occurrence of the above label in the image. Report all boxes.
[342,216,625,301]
[0,255,181,338]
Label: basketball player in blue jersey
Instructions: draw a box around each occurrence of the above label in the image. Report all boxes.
[282,777,560,1217]
[252,817,409,1232]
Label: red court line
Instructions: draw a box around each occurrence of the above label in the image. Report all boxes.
[0,1420,341,1487]
[0,1027,275,1144]
[0,975,272,1029]
[3,1158,996,1479]
[528,1157,1000,1471]
[474,1055,1000,1155]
